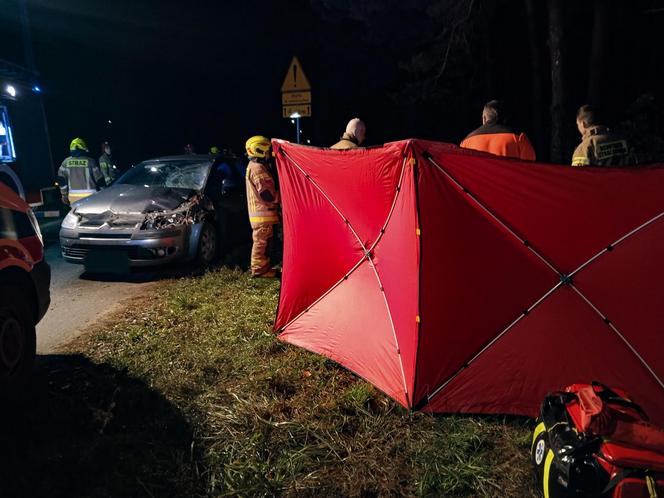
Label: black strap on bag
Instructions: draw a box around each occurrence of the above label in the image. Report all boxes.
[591,380,650,422]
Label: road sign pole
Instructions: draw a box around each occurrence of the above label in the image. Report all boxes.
[295,117,300,144]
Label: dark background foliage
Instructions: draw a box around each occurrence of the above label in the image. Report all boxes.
[2,0,664,168]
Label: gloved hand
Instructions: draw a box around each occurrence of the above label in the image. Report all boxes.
[61,195,69,205]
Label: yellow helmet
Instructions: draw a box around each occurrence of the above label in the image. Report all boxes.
[210,146,220,155]
[245,135,271,159]
[70,137,88,152]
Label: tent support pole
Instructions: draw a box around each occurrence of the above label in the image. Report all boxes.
[424,153,561,276]
[569,210,664,279]
[419,151,664,408]
[570,285,664,391]
[419,281,563,409]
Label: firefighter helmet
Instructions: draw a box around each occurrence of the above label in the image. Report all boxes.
[245,135,271,159]
[70,137,88,152]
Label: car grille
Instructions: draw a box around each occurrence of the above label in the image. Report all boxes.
[62,244,174,261]
[79,233,132,240]
[62,245,89,259]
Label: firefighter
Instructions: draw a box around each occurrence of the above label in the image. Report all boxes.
[57,138,106,205]
[460,100,536,160]
[98,140,116,185]
[330,118,366,150]
[572,105,634,167]
[245,135,279,278]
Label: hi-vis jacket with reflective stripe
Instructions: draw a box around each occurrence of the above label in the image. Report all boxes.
[571,125,634,167]
[57,155,106,202]
[245,159,279,227]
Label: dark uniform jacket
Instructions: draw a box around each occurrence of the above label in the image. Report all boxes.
[461,122,536,160]
[571,125,634,167]
[98,152,116,184]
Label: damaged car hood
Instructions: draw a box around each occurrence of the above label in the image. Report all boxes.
[74,184,195,215]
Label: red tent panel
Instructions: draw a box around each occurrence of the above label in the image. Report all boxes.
[274,158,361,331]
[415,141,664,273]
[574,219,664,384]
[279,261,409,405]
[415,154,557,402]
[274,139,664,424]
[427,288,664,424]
[370,160,419,393]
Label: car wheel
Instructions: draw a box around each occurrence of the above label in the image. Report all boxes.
[197,222,217,266]
[0,284,36,393]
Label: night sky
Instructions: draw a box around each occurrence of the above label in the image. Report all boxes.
[2,0,664,169]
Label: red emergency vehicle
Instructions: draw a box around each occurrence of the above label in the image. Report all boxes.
[0,176,50,390]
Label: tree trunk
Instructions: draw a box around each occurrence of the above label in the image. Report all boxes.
[587,0,609,106]
[524,0,545,158]
[547,0,566,163]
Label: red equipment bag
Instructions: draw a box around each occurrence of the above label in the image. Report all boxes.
[532,382,664,497]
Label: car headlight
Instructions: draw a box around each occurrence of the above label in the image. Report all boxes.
[61,211,80,229]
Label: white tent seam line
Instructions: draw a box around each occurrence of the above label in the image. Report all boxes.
[282,149,367,252]
[570,285,664,391]
[368,258,411,405]
[423,281,564,405]
[569,210,664,279]
[425,156,560,276]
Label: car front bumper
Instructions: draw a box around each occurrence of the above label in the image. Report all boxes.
[59,224,200,268]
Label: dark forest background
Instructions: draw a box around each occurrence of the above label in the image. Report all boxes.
[2,0,664,169]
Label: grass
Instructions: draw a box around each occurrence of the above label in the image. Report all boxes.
[3,268,538,497]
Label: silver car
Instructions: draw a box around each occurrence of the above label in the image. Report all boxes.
[59,155,245,270]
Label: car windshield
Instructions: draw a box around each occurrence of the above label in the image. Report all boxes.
[116,160,211,191]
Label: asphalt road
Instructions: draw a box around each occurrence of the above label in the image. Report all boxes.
[35,220,191,353]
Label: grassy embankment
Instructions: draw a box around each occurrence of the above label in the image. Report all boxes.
[5,268,538,497]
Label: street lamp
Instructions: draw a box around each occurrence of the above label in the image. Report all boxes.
[289,112,302,144]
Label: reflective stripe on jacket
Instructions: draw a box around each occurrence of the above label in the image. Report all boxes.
[57,155,106,202]
[245,160,279,226]
[571,126,634,167]
[460,122,536,161]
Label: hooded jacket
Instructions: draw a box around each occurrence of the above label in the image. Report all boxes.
[331,118,366,150]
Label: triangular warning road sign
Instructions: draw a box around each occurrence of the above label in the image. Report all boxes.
[281,56,311,92]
